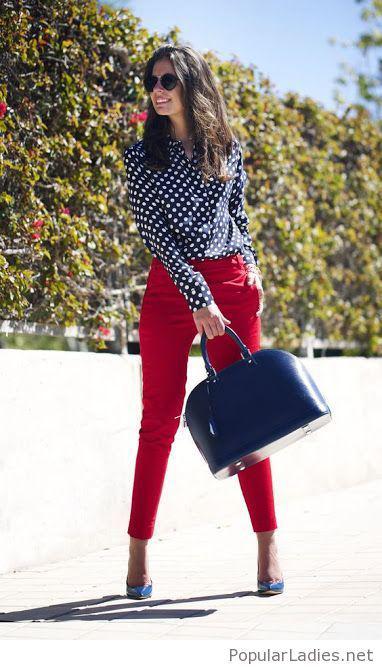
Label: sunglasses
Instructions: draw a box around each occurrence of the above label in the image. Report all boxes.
[145,73,180,93]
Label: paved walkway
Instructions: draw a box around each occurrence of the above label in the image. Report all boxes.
[0,477,382,640]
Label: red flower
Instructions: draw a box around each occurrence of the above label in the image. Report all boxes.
[0,102,7,119]
[67,271,73,278]
[32,219,44,228]
[31,232,41,240]
[98,326,111,337]
[128,111,148,125]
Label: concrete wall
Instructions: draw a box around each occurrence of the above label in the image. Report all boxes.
[1,349,381,574]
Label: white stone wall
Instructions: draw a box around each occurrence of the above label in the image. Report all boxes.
[1,349,381,573]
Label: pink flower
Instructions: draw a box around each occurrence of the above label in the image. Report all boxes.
[0,102,7,119]
[98,326,111,337]
[32,219,44,228]
[60,207,71,215]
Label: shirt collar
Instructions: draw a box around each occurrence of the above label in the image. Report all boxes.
[166,134,198,164]
[166,134,179,156]
[167,136,179,150]
[167,135,185,149]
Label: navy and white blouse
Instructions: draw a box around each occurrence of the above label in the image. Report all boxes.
[123,135,259,312]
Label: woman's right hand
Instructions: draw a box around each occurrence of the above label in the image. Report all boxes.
[193,303,231,339]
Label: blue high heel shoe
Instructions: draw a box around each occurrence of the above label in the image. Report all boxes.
[257,559,284,595]
[126,578,153,599]
[257,577,284,594]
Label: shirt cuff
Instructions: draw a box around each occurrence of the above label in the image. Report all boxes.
[172,265,215,313]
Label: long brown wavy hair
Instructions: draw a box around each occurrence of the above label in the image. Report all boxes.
[141,43,237,183]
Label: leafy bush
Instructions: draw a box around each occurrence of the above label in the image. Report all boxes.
[1,0,381,353]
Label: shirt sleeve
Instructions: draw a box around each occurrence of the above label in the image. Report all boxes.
[228,141,259,267]
[123,146,215,313]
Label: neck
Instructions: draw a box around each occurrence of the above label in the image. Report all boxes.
[168,116,193,141]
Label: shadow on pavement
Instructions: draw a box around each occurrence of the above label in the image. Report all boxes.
[0,588,271,623]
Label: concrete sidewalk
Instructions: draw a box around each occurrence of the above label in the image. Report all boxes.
[0,477,382,640]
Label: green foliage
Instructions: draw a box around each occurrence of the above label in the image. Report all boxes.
[0,0,150,348]
[0,0,381,353]
[210,52,382,353]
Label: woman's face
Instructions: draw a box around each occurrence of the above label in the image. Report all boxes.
[150,58,184,118]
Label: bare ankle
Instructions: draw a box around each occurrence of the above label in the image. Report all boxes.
[256,530,277,545]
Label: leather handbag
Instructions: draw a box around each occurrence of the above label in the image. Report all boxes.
[183,326,332,479]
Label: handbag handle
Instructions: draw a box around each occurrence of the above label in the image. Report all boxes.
[200,326,253,381]
[199,326,254,437]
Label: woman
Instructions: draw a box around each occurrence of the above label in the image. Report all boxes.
[123,43,284,599]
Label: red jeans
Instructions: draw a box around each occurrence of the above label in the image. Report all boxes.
[127,253,278,539]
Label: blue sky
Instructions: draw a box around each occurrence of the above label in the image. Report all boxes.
[107,0,376,114]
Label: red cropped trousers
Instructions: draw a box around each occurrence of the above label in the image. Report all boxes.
[127,253,278,540]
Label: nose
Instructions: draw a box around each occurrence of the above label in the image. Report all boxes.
[153,79,165,93]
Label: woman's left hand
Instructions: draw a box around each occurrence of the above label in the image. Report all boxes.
[245,264,264,317]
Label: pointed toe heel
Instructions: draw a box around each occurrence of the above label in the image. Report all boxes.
[126,578,153,599]
[257,558,284,595]
[257,577,284,595]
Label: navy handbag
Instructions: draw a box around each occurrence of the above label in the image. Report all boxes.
[183,326,332,479]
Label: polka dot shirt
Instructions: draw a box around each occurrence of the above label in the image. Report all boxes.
[123,135,259,313]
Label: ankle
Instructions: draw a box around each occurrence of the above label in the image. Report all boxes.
[256,530,278,548]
